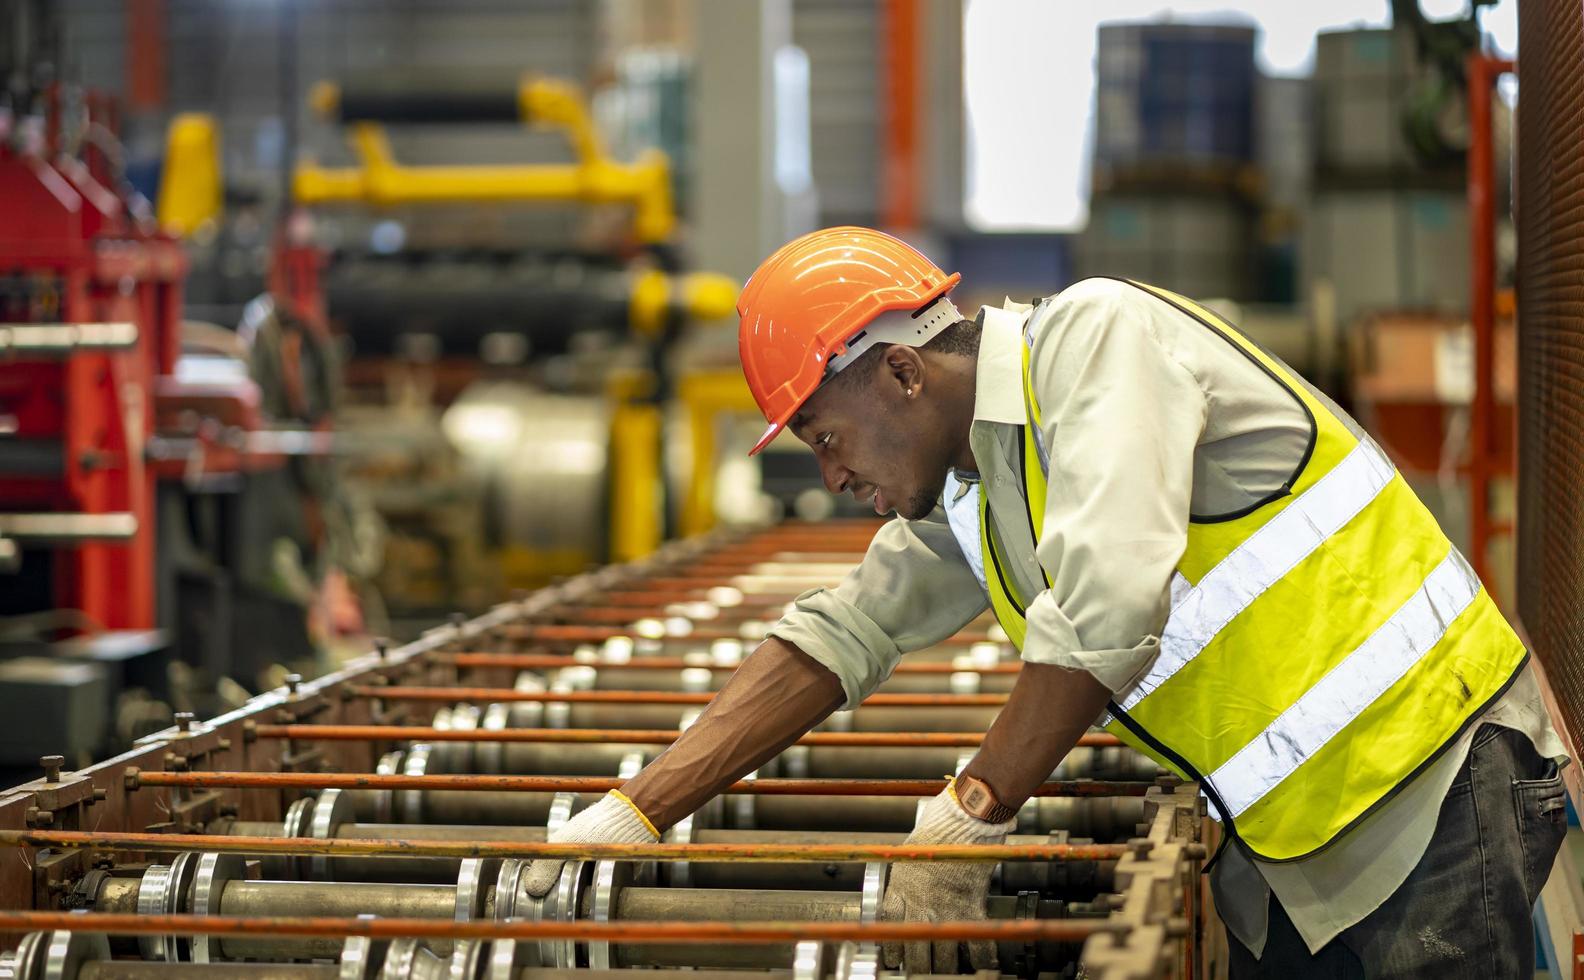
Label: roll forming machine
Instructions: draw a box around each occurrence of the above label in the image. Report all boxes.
[0,522,1208,980]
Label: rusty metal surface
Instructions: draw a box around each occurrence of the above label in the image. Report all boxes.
[0,828,1133,863]
[1516,0,1584,755]
[0,910,1126,944]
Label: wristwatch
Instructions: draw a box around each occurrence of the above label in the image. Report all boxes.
[953,773,1018,823]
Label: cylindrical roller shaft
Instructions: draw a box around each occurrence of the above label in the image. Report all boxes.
[93,882,1085,969]
[612,888,856,969]
[200,823,1116,893]
[610,890,1075,970]
[210,821,551,883]
[83,969,787,980]
[82,965,340,980]
[680,831,1115,895]
[342,789,1144,836]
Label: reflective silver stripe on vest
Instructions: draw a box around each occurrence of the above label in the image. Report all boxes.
[1208,546,1482,817]
[1119,440,1397,711]
[942,472,988,595]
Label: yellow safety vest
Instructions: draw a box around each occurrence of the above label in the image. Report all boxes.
[971,279,1527,862]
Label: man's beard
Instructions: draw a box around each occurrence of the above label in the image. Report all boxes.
[899,470,949,521]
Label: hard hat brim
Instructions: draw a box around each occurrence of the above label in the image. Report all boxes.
[748,420,783,456]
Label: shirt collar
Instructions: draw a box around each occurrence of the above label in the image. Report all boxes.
[972,298,1033,426]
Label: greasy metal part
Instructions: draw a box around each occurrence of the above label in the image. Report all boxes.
[41,930,108,980]
[82,964,339,980]
[309,792,357,883]
[125,772,1151,798]
[347,687,1013,708]
[191,853,247,962]
[340,915,385,980]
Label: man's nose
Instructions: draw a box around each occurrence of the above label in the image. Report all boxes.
[817,453,852,494]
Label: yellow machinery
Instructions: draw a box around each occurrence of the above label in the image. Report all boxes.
[293,72,741,578]
[295,77,677,244]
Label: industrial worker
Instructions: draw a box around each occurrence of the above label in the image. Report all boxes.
[525,227,1568,978]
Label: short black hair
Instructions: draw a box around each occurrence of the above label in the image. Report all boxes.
[822,317,980,397]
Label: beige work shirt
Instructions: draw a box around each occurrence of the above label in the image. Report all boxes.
[768,277,1564,956]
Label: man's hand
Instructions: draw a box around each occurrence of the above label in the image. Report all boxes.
[523,791,658,897]
[880,783,1017,974]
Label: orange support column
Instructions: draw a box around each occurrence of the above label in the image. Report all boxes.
[1466,53,1514,589]
[882,0,921,230]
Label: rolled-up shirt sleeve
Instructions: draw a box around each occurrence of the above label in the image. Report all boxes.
[1021,279,1206,694]
[767,508,990,707]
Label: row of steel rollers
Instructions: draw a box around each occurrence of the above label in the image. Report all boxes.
[5,926,1030,980]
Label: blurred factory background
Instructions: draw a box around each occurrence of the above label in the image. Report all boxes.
[0,0,1524,774]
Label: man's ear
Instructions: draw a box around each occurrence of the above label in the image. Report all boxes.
[883,345,925,398]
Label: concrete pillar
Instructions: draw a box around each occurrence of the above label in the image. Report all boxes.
[690,0,807,282]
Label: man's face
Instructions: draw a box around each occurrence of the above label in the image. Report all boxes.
[788,353,951,521]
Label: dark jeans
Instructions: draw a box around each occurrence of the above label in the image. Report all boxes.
[1228,725,1568,979]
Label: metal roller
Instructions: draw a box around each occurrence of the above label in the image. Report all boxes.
[199,820,1119,894]
[89,858,1088,972]
[19,932,1034,980]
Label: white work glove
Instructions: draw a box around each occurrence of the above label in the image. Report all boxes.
[523,791,659,897]
[880,782,1016,974]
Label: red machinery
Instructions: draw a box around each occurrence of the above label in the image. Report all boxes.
[0,109,186,630]
[0,93,331,641]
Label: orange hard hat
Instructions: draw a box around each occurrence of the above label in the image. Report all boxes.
[737,226,961,455]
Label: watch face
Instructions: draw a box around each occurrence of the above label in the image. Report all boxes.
[960,781,993,814]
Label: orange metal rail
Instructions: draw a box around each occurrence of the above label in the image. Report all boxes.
[0,828,1134,864]
[495,624,994,646]
[128,771,1154,798]
[252,724,1122,749]
[0,910,1126,945]
[347,686,1011,707]
[442,653,1021,674]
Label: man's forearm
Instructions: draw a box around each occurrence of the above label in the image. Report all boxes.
[958,661,1113,810]
[619,636,845,830]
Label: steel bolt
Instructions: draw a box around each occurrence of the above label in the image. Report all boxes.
[285,674,302,695]
[174,712,195,732]
[374,638,389,659]
[39,755,64,783]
